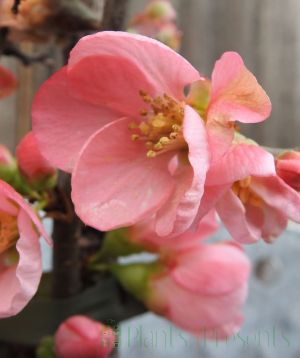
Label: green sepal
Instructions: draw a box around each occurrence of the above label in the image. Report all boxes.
[36,336,56,358]
[89,228,144,267]
[111,262,163,302]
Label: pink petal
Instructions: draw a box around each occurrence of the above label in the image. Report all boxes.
[206,120,234,163]
[206,144,276,186]
[0,180,50,244]
[0,209,42,318]
[68,31,201,115]
[172,243,251,295]
[155,105,209,236]
[216,190,262,243]
[276,155,300,191]
[194,209,219,239]
[129,210,218,253]
[191,184,231,226]
[32,67,119,172]
[200,314,244,340]
[151,275,248,333]
[260,204,288,243]
[208,52,271,124]
[72,118,174,231]
[16,131,56,182]
[251,175,300,223]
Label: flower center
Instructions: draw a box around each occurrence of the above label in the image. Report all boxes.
[232,177,263,207]
[0,211,19,255]
[129,91,186,158]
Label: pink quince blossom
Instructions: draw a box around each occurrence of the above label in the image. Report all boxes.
[55,315,116,358]
[0,179,49,318]
[276,151,300,192]
[16,131,56,185]
[198,143,300,243]
[32,31,270,236]
[129,210,219,253]
[0,65,17,99]
[113,241,250,339]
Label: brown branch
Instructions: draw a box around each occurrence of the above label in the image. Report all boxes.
[101,0,128,31]
[3,43,54,67]
[51,0,129,300]
[11,0,21,14]
[52,173,82,298]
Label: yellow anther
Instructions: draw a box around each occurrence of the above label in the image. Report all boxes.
[152,116,166,128]
[170,132,178,139]
[129,90,186,158]
[154,142,163,150]
[139,90,152,103]
[139,122,150,134]
[131,134,140,141]
[147,150,157,158]
[159,137,170,145]
[172,124,181,132]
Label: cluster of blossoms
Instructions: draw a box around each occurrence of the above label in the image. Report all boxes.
[31,29,300,338]
[0,134,55,318]
[0,2,300,356]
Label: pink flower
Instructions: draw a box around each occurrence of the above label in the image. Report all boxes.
[199,143,300,243]
[112,241,250,339]
[16,131,56,187]
[32,31,270,236]
[0,180,49,318]
[0,65,17,99]
[54,315,116,358]
[276,151,300,191]
[129,210,219,253]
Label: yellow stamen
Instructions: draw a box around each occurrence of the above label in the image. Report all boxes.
[159,137,170,145]
[147,150,157,158]
[0,212,19,255]
[232,177,264,208]
[131,134,140,141]
[169,132,178,139]
[129,91,186,158]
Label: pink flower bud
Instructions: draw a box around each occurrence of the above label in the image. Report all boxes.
[55,316,116,358]
[113,242,250,339]
[145,0,177,22]
[127,1,181,50]
[276,151,300,191]
[16,131,56,187]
